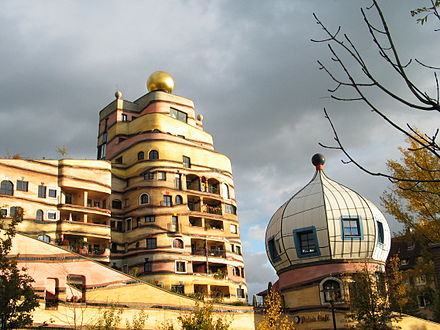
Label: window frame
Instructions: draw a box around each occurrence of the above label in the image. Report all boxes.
[182,156,191,168]
[16,180,28,192]
[377,221,385,246]
[175,195,183,205]
[36,209,44,220]
[146,237,157,249]
[158,171,166,181]
[47,211,57,220]
[175,261,187,273]
[267,237,281,262]
[236,287,245,299]
[230,224,238,234]
[293,226,320,258]
[48,189,57,198]
[137,151,145,160]
[139,193,150,205]
[145,215,155,223]
[149,150,159,160]
[319,277,344,305]
[340,216,363,240]
[170,108,188,123]
[173,238,184,249]
[163,195,172,207]
[112,199,122,209]
[144,172,154,180]
[1,180,14,196]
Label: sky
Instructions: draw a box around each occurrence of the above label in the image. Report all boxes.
[0,0,438,299]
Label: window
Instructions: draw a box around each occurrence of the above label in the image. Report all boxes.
[1,209,7,217]
[173,238,184,249]
[294,226,320,258]
[144,259,152,273]
[171,216,179,232]
[1,180,13,196]
[231,244,235,253]
[36,210,44,220]
[102,132,107,143]
[16,180,28,192]
[401,259,409,266]
[236,287,245,299]
[341,216,362,239]
[149,150,159,160]
[175,261,187,273]
[144,172,154,180]
[417,295,430,308]
[48,189,57,198]
[114,156,123,164]
[175,174,182,190]
[146,238,157,249]
[225,204,236,215]
[10,207,22,217]
[121,113,128,122]
[183,156,191,168]
[377,221,384,245]
[140,193,150,205]
[145,215,155,223]
[112,199,122,209]
[236,245,242,255]
[233,267,240,276]
[163,195,172,207]
[171,285,185,294]
[175,195,183,205]
[65,194,73,204]
[37,234,51,243]
[268,237,280,262]
[230,224,238,234]
[158,171,166,181]
[97,144,106,159]
[320,278,343,304]
[170,108,188,123]
[48,212,56,220]
[126,218,132,232]
[137,151,144,160]
[415,275,427,286]
[38,185,46,198]
[222,183,230,199]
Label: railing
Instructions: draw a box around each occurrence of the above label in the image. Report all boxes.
[188,204,201,212]
[207,186,219,194]
[186,182,201,191]
[203,205,222,215]
[207,249,226,258]
[191,248,206,256]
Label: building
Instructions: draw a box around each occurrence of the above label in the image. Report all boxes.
[0,159,112,263]
[96,71,247,302]
[263,154,392,329]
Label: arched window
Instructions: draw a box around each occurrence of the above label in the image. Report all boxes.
[140,193,150,205]
[37,234,51,243]
[0,180,13,196]
[149,150,159,160]
[319,278,343,304]
[36,209,44,220]
[137,151,144,160]
[222,183,230,199]
[173,238,184,249]
[175,195,183,205]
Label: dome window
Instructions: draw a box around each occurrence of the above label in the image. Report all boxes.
[294,226,320,258]
[267,237,281,262]
[341,216,363,240]
[377,221,384,245]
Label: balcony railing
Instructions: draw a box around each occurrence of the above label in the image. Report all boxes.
[207,186,219,194]
[203,205,222,215]
[208,249,226,258]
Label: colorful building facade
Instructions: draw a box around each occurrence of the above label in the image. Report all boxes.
[0,159,112,263]
[96,72,247,302]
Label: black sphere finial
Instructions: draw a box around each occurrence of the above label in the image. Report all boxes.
[312,153,325,167]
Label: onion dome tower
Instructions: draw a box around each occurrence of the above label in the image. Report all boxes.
[264,154,391,328]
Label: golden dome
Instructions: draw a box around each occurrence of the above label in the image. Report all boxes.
[147,71,174,93]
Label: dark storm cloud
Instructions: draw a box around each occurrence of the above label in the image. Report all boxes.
[0,0,437,297]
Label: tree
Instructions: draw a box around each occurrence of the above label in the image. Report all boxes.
[0,208,39,329]
[381,135,440,243]
[312,0,440,190]
[386,256,410,315]
[160,300,231,330]
[346,265,398,329]
[257,288,295,330]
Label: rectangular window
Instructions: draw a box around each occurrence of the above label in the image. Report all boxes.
[341,216,362,240]
[48,189,57,198]
[377,221,384,245]
[114,157,123,164]
[175,261,186,273]
[294,226,320,258]
[126,218,132,232]
[231,244,235,253]
[268,237,280,262]
[158,171,166,181]
[1,208,7,217]
[144,259,152,273]
[48,212,57,220]
[144,172,154,180]
[16,180,29,192]
[170,108,188,123]
[171,285,185,294]
[225,204,236,215]
[236,245,242,255]
[121,114,128,122]
[146,238,157,249]
[102,132,107,143]
[230,224,238,234]
[112,200,122,209]
[183,156,191,168]
[145,215,155,223]
[38,185,47,198]
[163,195,172,207]
[236,288,245,299]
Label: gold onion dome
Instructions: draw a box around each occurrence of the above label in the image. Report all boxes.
[147,71,174,93]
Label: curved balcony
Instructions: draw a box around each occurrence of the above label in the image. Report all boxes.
[58,203,110,217]
[59,220,111,240]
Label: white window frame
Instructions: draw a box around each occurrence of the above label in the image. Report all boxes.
[175,260,187,274]
[230,224,238,234]
[47,211,57,220]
